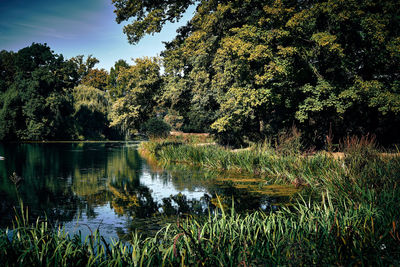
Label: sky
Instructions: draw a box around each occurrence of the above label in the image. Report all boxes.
[0,0,195,70]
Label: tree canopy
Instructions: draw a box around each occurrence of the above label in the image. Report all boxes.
[0,44,118,141]
[112,0,195,44]
[115,0,400,146]
[108,59,130,99]
[0,43,77,140]
[81,68,109,91]
[1,0,399,145]
[109,57,163,137]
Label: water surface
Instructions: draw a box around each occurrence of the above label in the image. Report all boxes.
[0,142,293,240]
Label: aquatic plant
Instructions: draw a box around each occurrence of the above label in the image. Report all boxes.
[1,137,399,265]
[1,192,400,266]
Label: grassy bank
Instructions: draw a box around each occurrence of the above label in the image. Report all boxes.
[2,137,400,265]
[1,194,400,266]
[139,137,400,195]
[136,137,400,264]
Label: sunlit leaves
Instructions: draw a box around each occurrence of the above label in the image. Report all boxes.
[116,0,400,145]
[112,0,195,44]
[109,57,162,135]
[311,32,344,56]
[81,68,109,91]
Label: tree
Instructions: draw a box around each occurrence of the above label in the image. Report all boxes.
[81,68,109,91]
[108,59,130,99]
[72,85,110,139]
[112,0,194,44]
[141,117,171,138]
[0,43,78,140]
[114,0,400,146]
[69,55,99,81]
[109,57,162,136]
[0,50,16,93]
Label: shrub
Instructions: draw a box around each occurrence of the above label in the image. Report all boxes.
[275,126,303,156]
[142,117,171,138]
[164,111,184,131]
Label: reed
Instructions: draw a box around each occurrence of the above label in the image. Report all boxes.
[2,136,399,265]
[2,192,400,266]
[139,138,400,196]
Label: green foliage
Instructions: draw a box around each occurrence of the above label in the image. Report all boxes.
[69,54,99,81]
[164,109,184,130]
[140,135,399,200]
[72,85,110,139]
[108,59,130,100]
[112,0,195,44]
[0,43,78,140]
[141,117,171,138]
[2,145,400,265]
[109,57,163,137]
[116,0,400,147]
[0,45,126,141]
[3,0,399,144]
[81,68,109,91]
[0,50,16,93]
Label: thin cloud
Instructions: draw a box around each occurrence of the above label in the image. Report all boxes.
[15,22,78,40]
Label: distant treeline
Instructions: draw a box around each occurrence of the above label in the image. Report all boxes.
[1,0,399,146]
[0,44,121,141]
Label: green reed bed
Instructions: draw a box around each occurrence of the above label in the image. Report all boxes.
[133,138,400,265]
[142,137,400,202]
[140,140,344,188]
[1,192,400,266]
[140,139,399,189]
[140,138,400,209]
[2,138,400,265]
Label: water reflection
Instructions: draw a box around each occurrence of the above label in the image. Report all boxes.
[0,142,289,239]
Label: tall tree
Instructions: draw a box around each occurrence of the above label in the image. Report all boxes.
[0,50,16,93]
[109,57,162,136]
[72,85,110,139]
[112,0,194,44]
[81,68,109,91]
[108,59,130,99]
[114,0,400,146]
[69,55,99,82]
[0,43,78,140]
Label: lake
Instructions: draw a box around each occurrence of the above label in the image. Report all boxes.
[0,142,289,240]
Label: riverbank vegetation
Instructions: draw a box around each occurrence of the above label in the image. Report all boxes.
[2,135,399,265]
[140,133,400,199]
[2,193,400,265]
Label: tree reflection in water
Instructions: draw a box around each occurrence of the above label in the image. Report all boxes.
[0,143,280,239]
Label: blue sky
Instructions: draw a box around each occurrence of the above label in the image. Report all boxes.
[0,0,195,70]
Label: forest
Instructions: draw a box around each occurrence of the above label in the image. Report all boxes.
[1,0,399,147]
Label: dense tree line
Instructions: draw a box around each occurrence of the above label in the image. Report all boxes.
[0,43,163,141]
[1,0,399,147]
[0,44,77,140]
[114,0,400,147]
[0,43,122,140]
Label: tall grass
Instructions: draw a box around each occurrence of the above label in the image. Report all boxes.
[2,135,400,265]
[2,193,400,266]
[139,136,400,208]
[139,136,400,196]
[133,135,400,264]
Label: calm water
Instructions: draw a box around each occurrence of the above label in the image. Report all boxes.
[0,142,283,240]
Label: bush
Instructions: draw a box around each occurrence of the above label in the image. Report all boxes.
[164,111,184,131]
[142,118,171,138]
[275,126,303,156]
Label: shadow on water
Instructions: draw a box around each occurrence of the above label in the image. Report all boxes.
[0,142,298,240]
